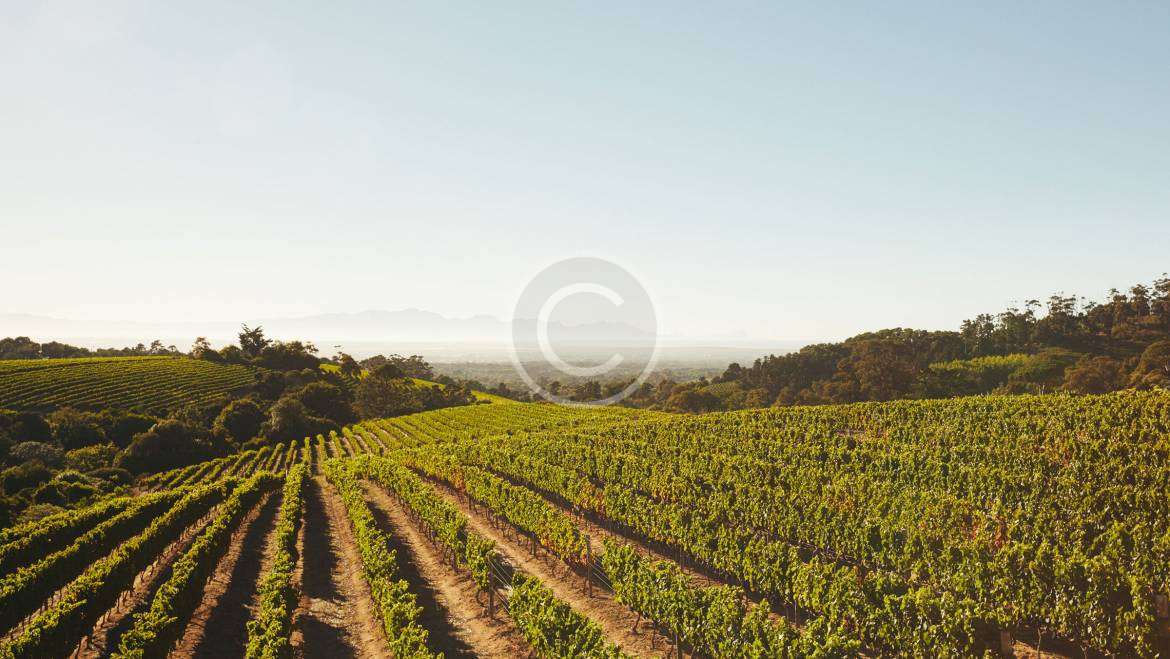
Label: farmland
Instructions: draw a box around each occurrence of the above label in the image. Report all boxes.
[0,392,1166,657]
[0,357,258,414]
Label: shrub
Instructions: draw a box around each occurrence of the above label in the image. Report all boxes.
[49,408,107,450]
[0,411,51,443]
[260,398,338,443]
[16,502,65,525]
[290,382,355,424]
[88,466,134,487]
[65,443,119,472]
[213,398,266,444]
[95,410,158,448]
[1129,340,1170,389]
[1063,356,1126,394]
[32,481,68,505]
[1,460,52,493]
[116,420,216,474]
[9,441,64,467]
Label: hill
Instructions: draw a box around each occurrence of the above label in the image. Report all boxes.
[1,391,1166,657]
[0,356,258,414]
[319,362,515,405]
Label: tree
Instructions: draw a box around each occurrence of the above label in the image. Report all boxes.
[840,339,919,402]
[219,344,246,364]
[665,388,722,414]
[190,336,218,360]
[260,397,338,443]
[355,377,424,419]
[256,341,320,371]
[49,408,107,451]
[337,352,362,379]
[570,381,603,402]
[717,363,744,383]
[290,382,355,424]
[117,420,216,474]
[1,461,52,493]
[170,400,224,430]
[1002,348,1081,393]
[213,398,266,444]
[372,362,406,380]
[239,324,271,359]
[0,411,51,443]
[0,336,42,359]
[94,410,158,449]
[1129,340,1170,389]
[743,387,772,408]
[39,341,89,359]
[361,354,433,379]
[1063,356,1125,394]
[64,444,119,472]
[9,442,64,467]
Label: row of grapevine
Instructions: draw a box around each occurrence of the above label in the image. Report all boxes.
[113,473,277,657]
[0,490,184,634]
[389,445,855,659]
[348,455,628,658]
[438,390,1170,656]
[0,356,256,413]
[141,437,306,491]
[400,453,589,564]
[245,464,308,659]
[0,495,136,574]
[0,479,236,657]
[322,460,435,657]
[508,573,627,658]
[459,426,995,655]
[601,539,856,657]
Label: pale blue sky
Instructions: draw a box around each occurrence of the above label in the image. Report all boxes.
[3,1,1167,341]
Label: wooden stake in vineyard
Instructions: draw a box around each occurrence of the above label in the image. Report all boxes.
[998,630,1013,656]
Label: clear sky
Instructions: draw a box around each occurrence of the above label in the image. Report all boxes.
[3,1,1167,341]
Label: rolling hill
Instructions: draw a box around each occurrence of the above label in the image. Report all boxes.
[1,391,1167,657]
[0,356,258,414]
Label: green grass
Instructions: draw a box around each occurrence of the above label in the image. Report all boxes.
[0,356,258,413]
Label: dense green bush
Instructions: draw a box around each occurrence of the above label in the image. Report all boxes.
[116,420,216,474]
[213,398,266,444]
[49,408,107,450]
[65,444,119,472]
[260,398,338,444]
[1,460,52,493]
[8,441,62,467]
[0,411,51,443]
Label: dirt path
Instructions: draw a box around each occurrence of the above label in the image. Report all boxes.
[70,505,223,658]
[293,477,389,659]
[177,491,281,657]
[361,481,531,658]
[427,481,676,658]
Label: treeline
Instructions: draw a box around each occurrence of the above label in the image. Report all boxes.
[724,275,1170,406]
[0,336,182,360]
[0,326,476,526]
[587,276,1170,413]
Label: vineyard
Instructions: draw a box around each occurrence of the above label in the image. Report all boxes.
[0,392,1167,657]
[0,357,258,413]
